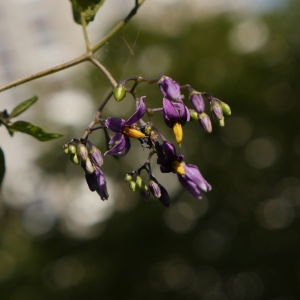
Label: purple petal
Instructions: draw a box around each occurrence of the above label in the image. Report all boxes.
[126,96,146,126]
[190,93,205,113]
[104,134,126,156]
[95,167,109,200]
[177,173,202,199]
[184,164,212,192]
[119,136,131,157]
[85,172,97,191]
[162,98,180,127]
[106,118,126,133]
[158,76,182,102]
[158,184,171,208]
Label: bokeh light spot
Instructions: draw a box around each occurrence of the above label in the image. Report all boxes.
[228,19,269,54]
[245,137,279,169]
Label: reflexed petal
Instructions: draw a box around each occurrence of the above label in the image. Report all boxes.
[105,134,126,156]
[126,96,146,126]
[119,136,131,157]
[106,117,126,133]
[177,173,202,199]
[162,98,180,127]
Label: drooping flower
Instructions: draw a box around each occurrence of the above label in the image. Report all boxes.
[105,97,146,156]
[158,76,182,102]
[85,166,109,200]
[162,98,190,145]
[177,163,211,199]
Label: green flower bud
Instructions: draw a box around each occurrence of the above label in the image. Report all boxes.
[215,117,225,127]
[221,101,231,116]
[125,174,133,182]
[68,144,77,154]
[129,181,137,192]
[63,144,69,154]
[70,153,80,165]
[113,84,126,102]
[143,124,152,136]
[190,110,198,121]
[136,176,143,189]
[77,143,89,161]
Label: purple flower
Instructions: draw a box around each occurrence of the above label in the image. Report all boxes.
[177,164,211,199]
[156,141,184,174]
[85,167,109,200]
[162,98,190,128]
[162,98,190,145]
[105,97,146,156]
[158,76,182,102]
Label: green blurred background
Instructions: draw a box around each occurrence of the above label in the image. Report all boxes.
[1,0,300,299]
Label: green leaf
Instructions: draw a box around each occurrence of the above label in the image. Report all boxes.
[0,147,5,189]
[8,121,63,142]
[70,0,105,25]
[9,96,38,119]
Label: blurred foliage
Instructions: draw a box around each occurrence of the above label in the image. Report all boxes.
[1,0,300,299]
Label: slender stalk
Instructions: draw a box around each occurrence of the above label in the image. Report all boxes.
[0,0,146,94]
[91,0,146,53]
[81,12,92,51]
[0,53,89,93]
[89,57,117,87]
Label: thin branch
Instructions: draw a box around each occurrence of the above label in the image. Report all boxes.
[92,0,146,53]
[0,53,89,93]
[81,12,92,51]
[89,56,117,87]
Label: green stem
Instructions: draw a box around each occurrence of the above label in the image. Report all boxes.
[81,12,92,51]
[89,56,117,87]
[0,53,89,93]
[0,0,146,94]
[92,0,146,53]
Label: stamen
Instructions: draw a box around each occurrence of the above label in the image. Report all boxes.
[172,161,185,175]
[173,122,183,146]
[123,127,145,138]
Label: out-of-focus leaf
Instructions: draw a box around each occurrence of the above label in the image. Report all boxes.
[9,96,38,119]
[8,121,63,142]
[0,147,5,189]
[70,0,105,25]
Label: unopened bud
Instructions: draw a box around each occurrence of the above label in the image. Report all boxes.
[63,144,69,154]
[70,153,80,165]
[190,110,198,121]
[143,124,152,136]
[113,84,126,102]
[77,143,89,161]
[125,174,133,182]
[221,101,231,115]
[68,144,77,154]
[140,185,151,200]
[89,145,103,167]
[149,180,161,199]
[82,157,94,174]
[129,181,137,192]
[210,99,223,120]
[136,176,143,189]
[190,91,205,113]
[198,113,212,133]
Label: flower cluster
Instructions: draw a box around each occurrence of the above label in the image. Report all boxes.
[64,75,231,207]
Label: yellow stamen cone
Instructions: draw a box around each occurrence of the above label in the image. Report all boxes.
[173,122,183,146]
[172,161,185,176]
[123,127,145,138]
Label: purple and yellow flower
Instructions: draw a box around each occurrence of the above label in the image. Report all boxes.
[156,141,211,199]
[105,97,146,156]
[158,76,182,102]
[177,163,211,199]
[162,98,190,146]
